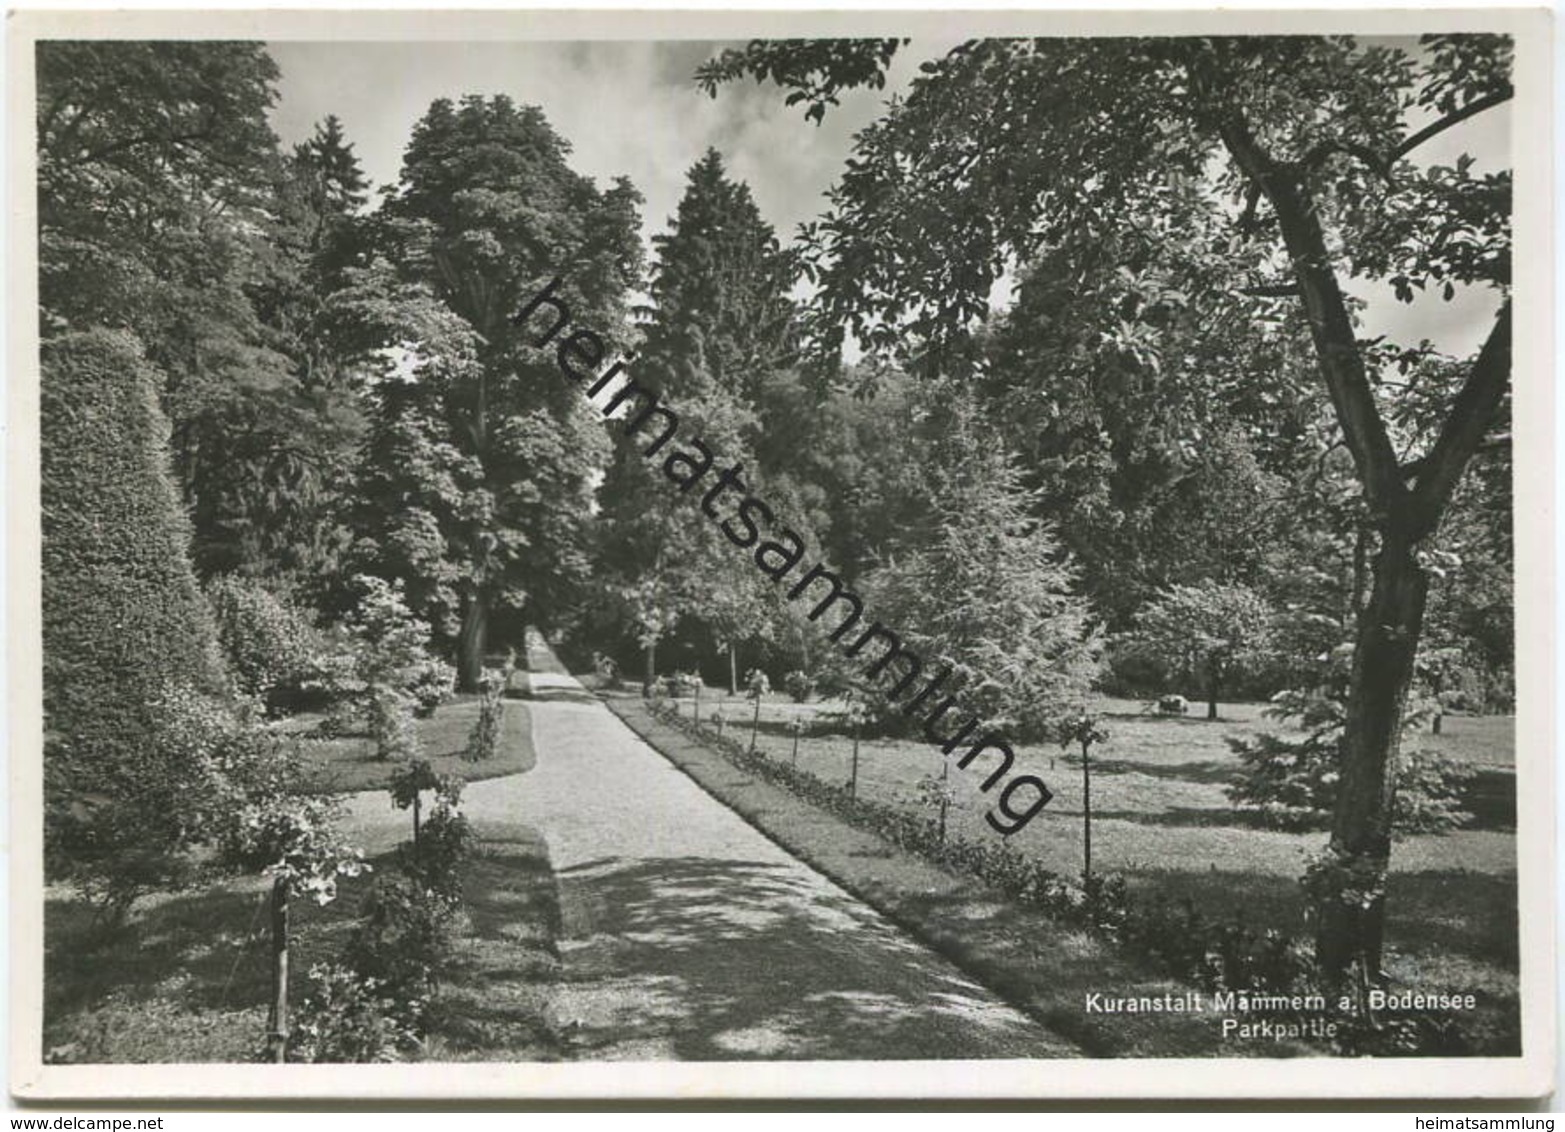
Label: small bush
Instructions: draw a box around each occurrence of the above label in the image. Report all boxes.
[288,963,423,1063]
[329,773,471,1054]
[205,575,320,712]
[1390,748,1476,833]
[593,651,623,690]
[389,757,440,841]
[1226,689,1474,834]
[463,668,505,762]
[308,575,452,730]
[401,791,473,904]
[782,669,815,703]
[345,873,459,1001]
[367,685,421,763]
[668,670,703,696]
[406,657,456,719]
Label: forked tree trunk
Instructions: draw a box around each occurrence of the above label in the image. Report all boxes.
[1212,97,1510,987]
[1314,529,1428,982]
[457,587,489,693]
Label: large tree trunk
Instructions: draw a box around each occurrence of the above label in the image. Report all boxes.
[728,644,738,697]
[1205,663,1220,721]
[642,639,657,698]
[1313,528,1428,983]
[1213,98,1510,989]
[456,587,489,693]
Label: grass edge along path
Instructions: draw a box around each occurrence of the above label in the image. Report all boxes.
[295,692,538,796]
[601,693,1312,1060]
[422,819,567,1061]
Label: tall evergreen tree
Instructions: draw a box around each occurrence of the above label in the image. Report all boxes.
[596,150,798,687]
[866,391,1102,738]
[194,115,376,580]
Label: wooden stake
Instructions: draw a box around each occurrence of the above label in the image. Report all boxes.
[1081,737,1093,885]
[266,877,290,1064]
[850,720,860,798]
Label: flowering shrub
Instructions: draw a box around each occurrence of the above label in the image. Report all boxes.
[63,684,330,924]
[1055,712,1110,753]
[909,770,959,840]
[222,792,368,906]
[345,872,460,1002]
[346,773,471,1003]
[406,658,456,718]
[288,963,423,1063]
[389,759,440,811]
[744,668,771,698]
[402,792,473,905]
[593,651,623,690]
[154,685,370,905]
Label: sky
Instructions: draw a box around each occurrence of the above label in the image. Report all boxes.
[265,38,1511,360]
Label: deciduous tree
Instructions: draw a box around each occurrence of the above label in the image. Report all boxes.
[701,34,1513,981]
[374,95,643,687]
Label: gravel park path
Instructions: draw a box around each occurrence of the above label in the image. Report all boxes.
[341,641,1078,1061]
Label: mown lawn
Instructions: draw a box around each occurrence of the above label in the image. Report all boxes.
[42,823,563,1064]
[277,693,536,794]
[643,686,1520,1053]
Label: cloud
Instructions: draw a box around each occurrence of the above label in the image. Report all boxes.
[269,40,910,254]
[267,37,1509,358]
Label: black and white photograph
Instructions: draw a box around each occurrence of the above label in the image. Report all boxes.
[8,7,1555,1101]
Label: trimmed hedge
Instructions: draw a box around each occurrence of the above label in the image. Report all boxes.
[41,329,228,893]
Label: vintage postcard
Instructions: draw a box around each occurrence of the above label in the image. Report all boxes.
[7,6,1555,1101]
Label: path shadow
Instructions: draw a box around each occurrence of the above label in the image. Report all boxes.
[551,856,1053,1061]
[46,887,273,1027]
